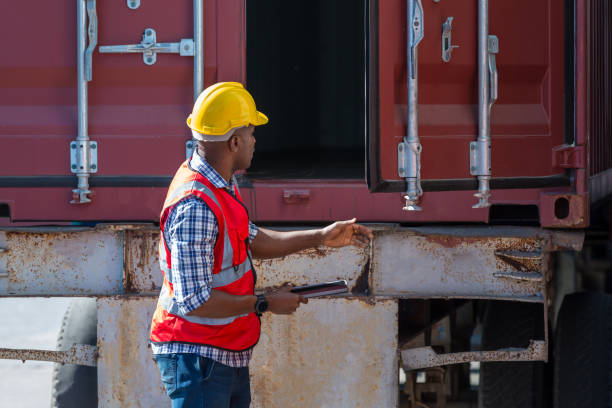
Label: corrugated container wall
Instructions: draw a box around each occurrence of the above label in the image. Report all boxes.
[588,0,612,204]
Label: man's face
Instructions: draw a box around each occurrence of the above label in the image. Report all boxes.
[234,125,256,170]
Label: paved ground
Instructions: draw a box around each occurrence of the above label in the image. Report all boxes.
[0,298,71,408]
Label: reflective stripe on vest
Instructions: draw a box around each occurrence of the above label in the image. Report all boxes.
[157,254,253,325]
[157,280,249,326]
[162,180,234,270]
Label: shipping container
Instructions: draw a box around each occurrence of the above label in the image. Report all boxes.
[0,0,611,407]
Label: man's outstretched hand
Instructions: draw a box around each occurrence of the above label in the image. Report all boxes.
[320,218,373,248]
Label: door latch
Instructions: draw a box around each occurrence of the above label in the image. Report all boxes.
[99,28,194,65]
[441,17,459,62]
[487,35,499,107]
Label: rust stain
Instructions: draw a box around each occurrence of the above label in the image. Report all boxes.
[422,234,480,249]
[5,232,79,287]
[351,254,370,295]
[123,230,161,293]
[123,231,136,293]
[301,246,332,259]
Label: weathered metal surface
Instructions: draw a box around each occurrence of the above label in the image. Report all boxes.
[253,245,370,293]
[401,340,547,371]
[0,228,123,296]
[96,296,167,408]
[120,228,374,294]
[250,298,398,408]
[371,227,583,300]
[0,344,97,366]
[539,192,589,228]
[0,232,7,293]
[123,229,162,293]
[96,296,397,408]
[0,225,584,300]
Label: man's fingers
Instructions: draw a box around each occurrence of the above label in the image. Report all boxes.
[350,238,367,248]
[353,235,370,245]
[337,218,357,227]
[353,224,374,239]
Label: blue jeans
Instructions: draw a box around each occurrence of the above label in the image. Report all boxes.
[154,353,251,408]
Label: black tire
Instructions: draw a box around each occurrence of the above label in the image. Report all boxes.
[478,301,549,408]
[50,298,98,408]
[553,292,612,408]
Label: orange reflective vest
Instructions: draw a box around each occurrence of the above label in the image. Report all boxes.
[150,160,260,351]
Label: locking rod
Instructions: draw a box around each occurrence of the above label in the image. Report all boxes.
[72,0,97,204]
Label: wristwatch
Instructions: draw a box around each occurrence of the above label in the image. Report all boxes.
[254,294,269,316]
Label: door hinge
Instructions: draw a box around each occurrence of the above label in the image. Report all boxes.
[552,144,586,170]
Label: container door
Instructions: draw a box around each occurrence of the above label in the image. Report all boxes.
[368,0,566,209]
[0,0,245,222]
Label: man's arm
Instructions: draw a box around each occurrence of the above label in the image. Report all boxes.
[250,218,373,259]
[168,199,305,319]
[187,286,306,318]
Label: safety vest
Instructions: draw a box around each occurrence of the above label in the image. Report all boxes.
[149,160,260,351]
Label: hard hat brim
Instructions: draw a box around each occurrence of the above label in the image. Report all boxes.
[253,111,269,126]
[187,110,269,135]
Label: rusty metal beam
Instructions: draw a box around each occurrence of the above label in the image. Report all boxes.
[0,225,583,301]
[0,344,97,366]
[371,226,583,300]
[401,340,546,371]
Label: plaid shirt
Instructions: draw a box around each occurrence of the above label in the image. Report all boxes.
[151,151,258,367]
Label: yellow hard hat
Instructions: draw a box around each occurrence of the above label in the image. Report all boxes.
[186,82,268,138]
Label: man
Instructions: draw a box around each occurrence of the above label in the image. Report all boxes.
[150,82,373,408]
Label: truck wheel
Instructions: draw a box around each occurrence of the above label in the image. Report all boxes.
[50,298,98,408]
[478,301,548,408]
[553,293,612,408]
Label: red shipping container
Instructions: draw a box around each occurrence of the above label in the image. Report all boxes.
[0,0,609,227]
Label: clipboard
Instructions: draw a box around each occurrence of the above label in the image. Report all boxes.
[290,279,349,298]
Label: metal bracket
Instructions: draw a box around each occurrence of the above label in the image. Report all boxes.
[70,141,98,204]
[552,144,586,170]
[441,17,459,62]
[99,28,194,66]
[401,340,547,370]
[127,0,140,9]
[70,141,98,175]
[398,141,423,211]
[469,139,491,176]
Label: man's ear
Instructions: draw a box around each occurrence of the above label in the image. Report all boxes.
[228,135,240,152]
